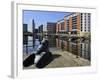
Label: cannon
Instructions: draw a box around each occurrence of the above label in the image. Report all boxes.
[23,53,35,67]
[23,39,53,68]
[34,52,53,68]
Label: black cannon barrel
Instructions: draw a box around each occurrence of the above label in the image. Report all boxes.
[23,54,35,67]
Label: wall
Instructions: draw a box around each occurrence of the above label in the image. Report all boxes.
[0,0,99,80]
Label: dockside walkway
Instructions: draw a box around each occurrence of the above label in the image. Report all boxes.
[23,48,90,69]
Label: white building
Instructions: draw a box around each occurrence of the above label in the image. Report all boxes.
[80,13,91,32]
[28,19,33,33]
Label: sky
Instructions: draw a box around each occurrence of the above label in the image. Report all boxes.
[23,10,72,28]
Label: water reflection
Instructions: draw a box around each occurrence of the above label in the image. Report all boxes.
[23,35,91,61]
[56,36,90,60]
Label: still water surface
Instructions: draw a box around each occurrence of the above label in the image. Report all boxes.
[23,35,91,60]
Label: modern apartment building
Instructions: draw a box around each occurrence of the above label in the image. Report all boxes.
[47,22,56,34]
[56,13,91,37]
[38,24,43,33]
[56,16,66,34]
[80,13,91,32]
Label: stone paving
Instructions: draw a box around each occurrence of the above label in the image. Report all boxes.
[23,48,90,69]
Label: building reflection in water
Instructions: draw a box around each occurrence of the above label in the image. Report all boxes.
[23,35,91,61]
[56,36,90,60]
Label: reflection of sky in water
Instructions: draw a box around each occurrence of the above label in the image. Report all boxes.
[23,46,33,54]
[23,39,40,54]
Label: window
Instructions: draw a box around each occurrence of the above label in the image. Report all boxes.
[85,23,86,26]
[81,27,83,31]
[81,23,82,26]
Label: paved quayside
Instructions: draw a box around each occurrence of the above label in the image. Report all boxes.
[23,48,90,69]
